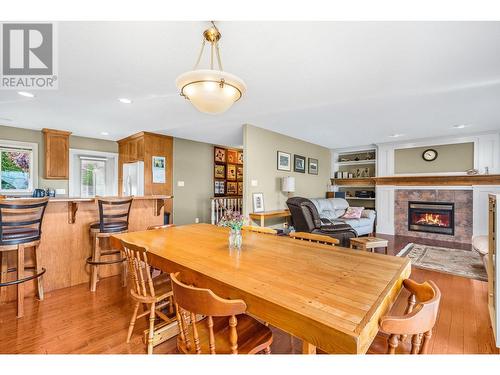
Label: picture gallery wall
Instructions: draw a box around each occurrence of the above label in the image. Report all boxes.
[214,146,243,196]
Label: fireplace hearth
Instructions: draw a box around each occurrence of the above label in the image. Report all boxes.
[408,201,455,235]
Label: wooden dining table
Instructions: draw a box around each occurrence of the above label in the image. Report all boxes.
[110,223,411,354]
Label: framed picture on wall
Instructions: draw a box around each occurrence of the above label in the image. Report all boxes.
[227,150,238,164]
[294,155,306,173]
[252,192,265,213]
[237,182,243,196]
[237,151,244,165]
[308,158,318,175]
[214,164,225,179]
[214,147,226,163]
[152,156,166,183]
[236,166,243,181]
[214,180,225,195]
[277,151,291,171]
[226,164,237,181]
[227,182,238,195]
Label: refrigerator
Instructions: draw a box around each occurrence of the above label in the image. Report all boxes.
[122,161,144,196]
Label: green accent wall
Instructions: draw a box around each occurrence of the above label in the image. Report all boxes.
[394,142,474,174]
[243,124,331,223]
[172,137,214,225]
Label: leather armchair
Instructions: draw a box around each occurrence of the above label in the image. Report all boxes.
[286,197,357,247]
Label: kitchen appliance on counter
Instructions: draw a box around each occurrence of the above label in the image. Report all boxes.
[32,189,46,197]
[122,161,144,196]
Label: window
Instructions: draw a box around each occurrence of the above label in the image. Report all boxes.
[69,149,118,197]
[80,157,106,197]
[0,141,37,194]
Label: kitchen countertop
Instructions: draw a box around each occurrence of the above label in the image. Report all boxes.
[1,195,173,202]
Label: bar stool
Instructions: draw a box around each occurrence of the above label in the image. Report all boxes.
[87,196,133,292]
[0,197,49,318]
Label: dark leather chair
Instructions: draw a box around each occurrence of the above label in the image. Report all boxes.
[286,197,357,247]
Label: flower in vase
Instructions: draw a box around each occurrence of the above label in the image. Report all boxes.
[217,210,247,231]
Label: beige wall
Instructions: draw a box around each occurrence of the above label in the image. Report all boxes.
[0,124,118,191]
[173,137,214,225]
[243,124,331,219]
[394,142,474,174]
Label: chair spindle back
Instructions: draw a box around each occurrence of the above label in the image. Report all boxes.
[242,225,277,235]
[289,231,339,246]
[121,240,156,300]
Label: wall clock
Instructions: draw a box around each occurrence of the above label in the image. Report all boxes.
[422,148,438,162]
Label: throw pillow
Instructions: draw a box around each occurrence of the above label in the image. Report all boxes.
[341,206,364,219]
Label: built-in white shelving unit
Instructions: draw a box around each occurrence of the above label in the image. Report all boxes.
[330,145,377,208]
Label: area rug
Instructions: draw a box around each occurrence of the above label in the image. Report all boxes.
[396,243,487,281]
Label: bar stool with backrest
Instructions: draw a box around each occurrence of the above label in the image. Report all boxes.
[0,197,49,318]
[370,279,441,354]
[120,239,175,354]
[170,272,273,354]
[87,196,133,292]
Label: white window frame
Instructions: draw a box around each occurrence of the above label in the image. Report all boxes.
[0,139,38,194]
[68,148,118,197]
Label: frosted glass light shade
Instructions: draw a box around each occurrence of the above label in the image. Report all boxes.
[282,176,296,193]
[176,69,246,114]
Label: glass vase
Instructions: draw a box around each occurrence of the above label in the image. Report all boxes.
[229,228,242,250]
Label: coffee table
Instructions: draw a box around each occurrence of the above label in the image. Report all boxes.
[350,236,389,254]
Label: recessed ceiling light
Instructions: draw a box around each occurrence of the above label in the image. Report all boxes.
[100,131,109,136]
[389,133,404,138]
[118,98,132,104]
[18,91,35,98]
[453,124,468,129]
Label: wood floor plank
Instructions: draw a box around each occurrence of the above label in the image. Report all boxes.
[0,233,498,354]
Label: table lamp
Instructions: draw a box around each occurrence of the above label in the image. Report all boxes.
[282,176,296,198]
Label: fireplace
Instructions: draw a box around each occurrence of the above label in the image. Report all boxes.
[408,201,455,235]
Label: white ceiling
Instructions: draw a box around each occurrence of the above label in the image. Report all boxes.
[1,21,500,148]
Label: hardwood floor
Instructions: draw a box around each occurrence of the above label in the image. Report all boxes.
[0,234,497,354]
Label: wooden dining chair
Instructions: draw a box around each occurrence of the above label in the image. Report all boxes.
[376,279,441,354]
[170,272,273,354]
[147,224,175,230]
[242,225,277,235]
[120,239,175,354]
[289,232,339,246]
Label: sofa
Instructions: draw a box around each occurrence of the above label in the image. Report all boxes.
[286,197,358,247]
[308,198,376,236]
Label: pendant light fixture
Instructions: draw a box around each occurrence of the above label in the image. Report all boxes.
[176,22,246,114]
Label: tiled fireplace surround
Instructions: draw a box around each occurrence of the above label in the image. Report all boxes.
[394,189,473,244]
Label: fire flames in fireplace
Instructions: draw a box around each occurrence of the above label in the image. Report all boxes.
[408,201,454,235]
[413,213,449,227]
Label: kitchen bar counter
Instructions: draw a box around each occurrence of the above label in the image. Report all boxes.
[47,195,173,202]
[0,195,173,303]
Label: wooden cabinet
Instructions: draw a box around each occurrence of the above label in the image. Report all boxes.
[42,128,71,179]
[118,131,173,199]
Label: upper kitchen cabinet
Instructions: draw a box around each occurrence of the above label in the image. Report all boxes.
[42,128,72,179]
[119,133,144,163]
[117,132,173,196]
